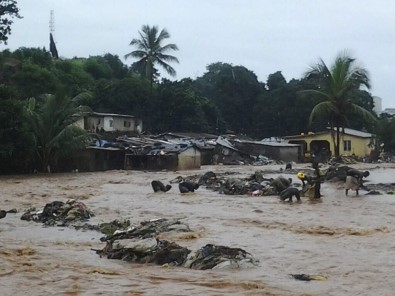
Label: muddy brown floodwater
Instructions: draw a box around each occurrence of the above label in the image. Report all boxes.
[1,163,395,296]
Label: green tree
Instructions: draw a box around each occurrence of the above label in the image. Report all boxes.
[92,76,151,118]
[26,93,93,172]
[303,51,376,156]
[125,25,179,87]
[14,61,58,98]
[375,114,395,153]
[13,47,53,68]
[252,76,321,138]
[195,62,264,135]
[154,78,221,133]
[102,53,128,79]
[53,58,94,97]
[266,71,287,91]
[0,98,34,173]
[83,56,112,80]
[0,0,21,44]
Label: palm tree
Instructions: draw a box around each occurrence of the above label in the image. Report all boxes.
[303,51,376,157]
[125,25,179,87]
[26,93,93,172]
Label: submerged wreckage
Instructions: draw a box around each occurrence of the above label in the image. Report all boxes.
[19,201,259,270]
[96,218,259,270]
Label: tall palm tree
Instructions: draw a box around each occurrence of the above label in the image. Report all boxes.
[125,25,179,87]
[26,93,93,172]
[303,51,376,157]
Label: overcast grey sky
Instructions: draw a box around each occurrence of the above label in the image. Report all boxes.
[5,0,395,109]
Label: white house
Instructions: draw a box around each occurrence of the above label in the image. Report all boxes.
[76,112,143,133]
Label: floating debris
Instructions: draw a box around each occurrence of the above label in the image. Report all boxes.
[290,274,328,281]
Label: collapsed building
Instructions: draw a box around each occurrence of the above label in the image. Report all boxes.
[63,133,301,172]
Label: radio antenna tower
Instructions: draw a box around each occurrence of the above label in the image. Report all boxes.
[49,10,59,59]
[49,10,55,35]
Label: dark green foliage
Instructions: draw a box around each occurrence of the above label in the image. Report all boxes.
[26,94,93,172]
[375,114,395,153]
[0,46,384,173]
[195,62,264,134]
[83,56,113,80]
[266,71,287,91]
[53,59,94,96]
[102,53,129,79]
[153,78,220,133]
[92,76,151,116]
[0,97,34,173]
[252,78,322,138]
[0,0,21,44]
[14,61,58,98]
[13,47,53,68]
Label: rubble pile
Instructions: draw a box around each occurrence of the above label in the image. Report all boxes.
[99,218,191,242]
[20,200,94,226]
[96,218,258,270]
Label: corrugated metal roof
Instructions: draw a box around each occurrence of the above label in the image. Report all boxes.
[336,127,373,138]
[91,112,136,118]
[235,139,301,147]
[284,127,374,139]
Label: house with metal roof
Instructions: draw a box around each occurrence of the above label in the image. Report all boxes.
[75,112,143,134]
[284,128,375,162]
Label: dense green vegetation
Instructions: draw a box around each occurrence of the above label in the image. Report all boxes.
[1,7,393,173]
[2,46,392,174]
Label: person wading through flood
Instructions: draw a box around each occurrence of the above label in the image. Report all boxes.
[279,187,301,202]
[178,181,200,193]
[269,176,301,202]
[270,176,292,194]
[297,161,323,199]
[345,168,370,196]
[151,180,172,193]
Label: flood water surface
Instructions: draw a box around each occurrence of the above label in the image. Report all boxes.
[1,163,395,295]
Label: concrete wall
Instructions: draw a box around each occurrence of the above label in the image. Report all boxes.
[125,155,179,171]
[178,148,201,170]
[59,148,125,172]
[125,148,201,171]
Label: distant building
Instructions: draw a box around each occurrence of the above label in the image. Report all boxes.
[215,136,301,163]
[76,112,143,133]
[373,96,382,114]
[382,108,395,116]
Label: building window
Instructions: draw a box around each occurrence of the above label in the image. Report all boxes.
[109,119,113,127]
[124,121,131,128]
[343,140,351,151]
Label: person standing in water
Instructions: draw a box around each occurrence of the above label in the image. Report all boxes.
[297,161,323,199]
[312,161,323,199]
